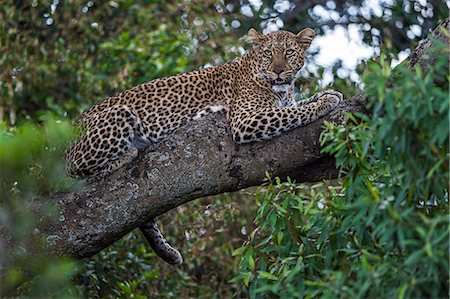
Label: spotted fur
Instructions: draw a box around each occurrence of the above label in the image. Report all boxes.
[66,28,342,264]
[140,218,183,265]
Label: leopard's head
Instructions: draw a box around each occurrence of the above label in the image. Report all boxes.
[245,28,315,92]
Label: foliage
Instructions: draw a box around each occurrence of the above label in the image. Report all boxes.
[232,0,447,51]
[232,50,449,298]
[0,0,240,124]
[0,116,81,297]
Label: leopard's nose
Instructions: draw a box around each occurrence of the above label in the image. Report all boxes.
[272,65,284,75]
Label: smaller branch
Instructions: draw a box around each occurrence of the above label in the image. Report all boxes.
[408,19,449,71]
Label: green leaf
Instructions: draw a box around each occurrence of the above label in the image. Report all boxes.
[232,246,247,256]
[248,255,255,270]
[258,271,278,281]
[273,203,287,214]
[277,231,284,245]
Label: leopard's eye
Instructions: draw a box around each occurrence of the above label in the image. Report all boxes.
[286,49,295,56]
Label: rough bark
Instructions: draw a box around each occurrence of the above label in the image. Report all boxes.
[2,19,448,285]
[408,18,449,71]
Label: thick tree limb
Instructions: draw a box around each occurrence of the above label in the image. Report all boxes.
[2,20,448,289]
[43,97,366,259]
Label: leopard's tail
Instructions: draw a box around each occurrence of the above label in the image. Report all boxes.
[139,218,183,265]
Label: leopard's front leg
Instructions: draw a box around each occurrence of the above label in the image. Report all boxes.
[230,91,342,143]
[296,89,344,106]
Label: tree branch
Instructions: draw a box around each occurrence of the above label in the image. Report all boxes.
[43,97,366,259]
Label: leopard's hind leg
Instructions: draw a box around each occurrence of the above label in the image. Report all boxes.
[97,147,139,178]
[66,105,140,179]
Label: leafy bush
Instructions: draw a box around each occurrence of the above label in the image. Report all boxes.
[232,49,449,298]
[0,116,81,297]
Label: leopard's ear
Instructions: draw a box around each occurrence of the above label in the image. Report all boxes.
[245,28,267,45]
[296,28,315,47]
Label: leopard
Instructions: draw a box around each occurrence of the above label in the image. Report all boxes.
[65,27,343,265]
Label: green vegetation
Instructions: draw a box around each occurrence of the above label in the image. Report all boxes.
[0,117,80,297]
[232,52,449,298]
[1,0,239,123]
[1,1,448,298]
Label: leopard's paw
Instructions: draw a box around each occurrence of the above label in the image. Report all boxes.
[319,89,342,110]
